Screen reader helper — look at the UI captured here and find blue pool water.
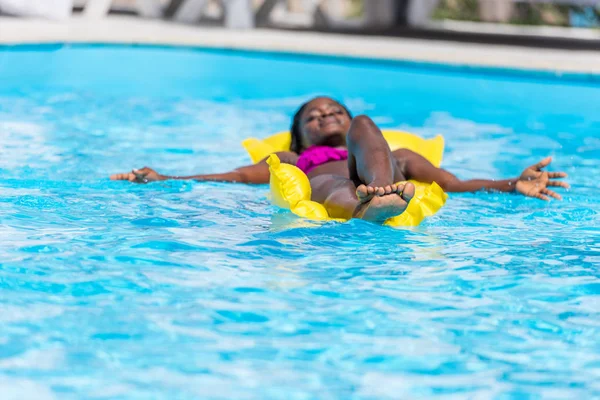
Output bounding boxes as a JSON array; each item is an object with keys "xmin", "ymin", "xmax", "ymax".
[{"xmin": 0, "ymin": 44, "xmax": 599, "ymax": 399}]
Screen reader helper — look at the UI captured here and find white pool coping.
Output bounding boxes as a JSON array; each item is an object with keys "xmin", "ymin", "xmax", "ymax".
[{"xmin": 1, "ymin": 15, "xmax": 599, "ymax": 76}]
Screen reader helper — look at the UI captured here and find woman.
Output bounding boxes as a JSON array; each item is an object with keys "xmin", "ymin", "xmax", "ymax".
[{"xmin": 111, "ymin": 97, "xmax": 569, "ymax": 223}]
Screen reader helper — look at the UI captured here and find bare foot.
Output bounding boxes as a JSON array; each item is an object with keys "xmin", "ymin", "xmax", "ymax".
[
  {"xmin": 354, "ymin": 182, "xmax": 415, "ymax": 223},
  {"xmin": 356, "ymin": 184, "xmax": 380, "ymax": 203},
  {"xmin": 356, "ymin": 183, "xmax": 399, "ymax": 203}
]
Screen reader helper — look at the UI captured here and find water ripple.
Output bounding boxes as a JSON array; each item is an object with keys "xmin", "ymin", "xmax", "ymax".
[{"xmin": 0, "ymin": 45, "xmax": 599, "ymax": 399}]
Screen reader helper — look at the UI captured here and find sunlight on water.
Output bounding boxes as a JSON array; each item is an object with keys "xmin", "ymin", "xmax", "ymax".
[{"xmin": 0, "ymin": 44, "xmax": 599, "ymax": 399}]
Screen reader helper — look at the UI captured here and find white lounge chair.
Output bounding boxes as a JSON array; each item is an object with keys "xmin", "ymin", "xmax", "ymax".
[
  {"xmin": 253, "ymin": 0, "xmax": 433, "ymax": 30},
  {"xmin": 171, "ymin": 0, "xmax": 251, "ymax": 27},
  {"xmin": 82, "ymin": 0, "xmax": 254, "ymax": 28},
  {"xmin": 224, "ymin": 0, "xmax": 254, "ymax": 29},
  {"xmin": 406, "ymin": 0, "xmax": 440, "ymax": 26},
  {"xmin": 82, "ymin": 0, "xmax": 163, "ymax": 18},
  {"xmin": 255, "ymin": 0, "xmax": 321, "ymax": 27},
  {"xmin": 76, "ymin": 0, "xmax": 437, "ymax": 30},
  {"xmin": 0, "ymin": 0, "xmax": 73, "ymax": 19},
  {"xmin": 255, "ymin": 0, "xmax": 400, "ymax": 29}
]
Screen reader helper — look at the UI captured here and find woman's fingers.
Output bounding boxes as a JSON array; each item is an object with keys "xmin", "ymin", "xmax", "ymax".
[
  {"xmin": 542, "ymin": 188, "xmax": 562, "ymax": 200},
  {"xmin": 531, "ymin": 157, "xmax": 552, "ymax": 171},
  {"xmin": 548, "ymin": 172, "xmax": 568, "ymax": 179},
  {"xmin": 533, "ymin": 192, "xmax": 550, "ymax": 201},
  {"xmin": 110, "ymin": 172, "xmax": 135, "ymax": 181},
  {"xmin": 548, "ymin": 180, "xmax": 570, "ymax": 189}
]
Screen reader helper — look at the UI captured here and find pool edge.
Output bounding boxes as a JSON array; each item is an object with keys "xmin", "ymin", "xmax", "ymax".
[{"xmin": 1, "ymin": 41, "xmax": 599, "ymax": 85}]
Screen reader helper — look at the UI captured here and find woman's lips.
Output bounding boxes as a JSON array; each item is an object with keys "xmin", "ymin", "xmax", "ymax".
[{"xmin": 321, "ymin": 117, "xmax": 340, "ymax": 128}]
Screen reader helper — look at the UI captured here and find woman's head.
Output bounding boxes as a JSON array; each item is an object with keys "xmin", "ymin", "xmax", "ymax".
[{"xmin": 290, "ymin": 97, "xmax": 353, "ymax": 154}]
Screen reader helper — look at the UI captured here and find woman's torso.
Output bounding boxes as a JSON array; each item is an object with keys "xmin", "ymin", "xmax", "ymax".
[
  {"xmin": 296, "ymin": 146, "xmax": 407, "ymax": 181},
  {"xmin": 306, "ymin": 160, "xmax": 349, "ymax": 179}
]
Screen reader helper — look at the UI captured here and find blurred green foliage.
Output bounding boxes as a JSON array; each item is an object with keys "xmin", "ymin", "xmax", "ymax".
[{"xmin": 432, "ymin": 0, "xmax": 599, "ymax": 27}]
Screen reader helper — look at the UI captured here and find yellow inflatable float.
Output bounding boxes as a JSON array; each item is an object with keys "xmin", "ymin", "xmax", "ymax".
[{"xmin": 242, "ymin": 130, "xmax": 448, "ymax": 227}]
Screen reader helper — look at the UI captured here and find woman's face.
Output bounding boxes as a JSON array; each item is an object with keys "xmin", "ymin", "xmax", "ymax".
[{"xmin": 299, "ymin": 97, "xmax": 352, "ymax": 148}]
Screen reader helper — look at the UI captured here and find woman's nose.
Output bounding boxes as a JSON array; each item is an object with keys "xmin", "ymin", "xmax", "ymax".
[{"xmin": 321, "ymin": 109, "xmax": 335, "ymax": 118}]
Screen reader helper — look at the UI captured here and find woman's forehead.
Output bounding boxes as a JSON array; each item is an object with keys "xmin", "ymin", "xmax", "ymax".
[{"xmin": 303, "ymin": 98, "xmax": 341, "ymax": 115}]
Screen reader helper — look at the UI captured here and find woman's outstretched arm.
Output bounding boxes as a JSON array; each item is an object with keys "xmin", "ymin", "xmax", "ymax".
[
  {"xmin": 395, "ymin": 149, "xmax": 569, "ymax": 201},
  {"xmin": 110, "ymin": 151, "xmax": 298, "ymax": 185}
]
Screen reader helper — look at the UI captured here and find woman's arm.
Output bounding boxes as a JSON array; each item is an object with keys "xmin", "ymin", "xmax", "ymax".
[
  {"xmin": 395, "ymin": 149, "xmax": 569, "ymax": 200},
  {"xmin": 110, "ymin": 151, "xmax": 299, "ymax": 185}
]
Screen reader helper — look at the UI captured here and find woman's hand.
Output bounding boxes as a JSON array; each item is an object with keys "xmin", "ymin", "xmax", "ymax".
[
  {"xmin": 110, "ymin": 167, "xmax": 167, "ymax": 183},
  {"xmin": 516, "ymin": 157, "xmax": 569, "ymax": 200}
]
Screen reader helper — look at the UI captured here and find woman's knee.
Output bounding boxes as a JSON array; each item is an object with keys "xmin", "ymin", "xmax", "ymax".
[
  {"xmin": 350, "ymin": 115, "xmax": 377, "ymax": 130},
  {"xmin": 347, "ymin": 115, "xmax": 382, "ymax": 144}
]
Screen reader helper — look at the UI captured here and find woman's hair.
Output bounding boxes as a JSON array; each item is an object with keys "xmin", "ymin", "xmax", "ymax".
[{"xmin": 290, "ymin": 98, "xmax": 352, "ymax": 154}]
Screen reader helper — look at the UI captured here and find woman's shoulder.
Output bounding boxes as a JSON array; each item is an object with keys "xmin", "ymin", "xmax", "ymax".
[{"xmin": 275, "ymin": 151, "xmax": 299, "ymax": 166}]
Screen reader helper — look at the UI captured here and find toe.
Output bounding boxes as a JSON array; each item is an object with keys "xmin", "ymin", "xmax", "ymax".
[
  {"xmin": 400, "ymin": 182, "xmax": 416, "ymax": 202},
  {"xmin": 356, "ymin": 184, "xmax": 369, "ymax": 200}
]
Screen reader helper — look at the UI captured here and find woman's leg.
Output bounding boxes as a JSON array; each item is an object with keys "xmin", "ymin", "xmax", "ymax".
[
  {"xmin": 310, "ymin": 174, "xmax": 361, "ymax": 220},
  {"xmin": 310, "ymin": 174, "xmax": 414, "ymax": 223},
  {"xmin": 346, "ymin": 116, "xmax": 416, "ymax": 220},
  {"xmin": 310, "ymin": 115, "xmax": 415, "ymax": 223},
  {"xmin": 346, "ymin": 115, "xmax": 406, "ymax": 197}
]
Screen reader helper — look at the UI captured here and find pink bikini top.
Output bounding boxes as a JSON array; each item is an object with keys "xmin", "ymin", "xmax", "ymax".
[{"xmin": 296, "ymin": 146, "xmax": 348, "ymax": 175}]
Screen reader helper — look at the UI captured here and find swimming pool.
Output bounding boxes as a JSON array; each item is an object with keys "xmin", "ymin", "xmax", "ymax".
[{"xmin": 0, "ymin": 43, "xmax": 599, "ymax": 399}]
